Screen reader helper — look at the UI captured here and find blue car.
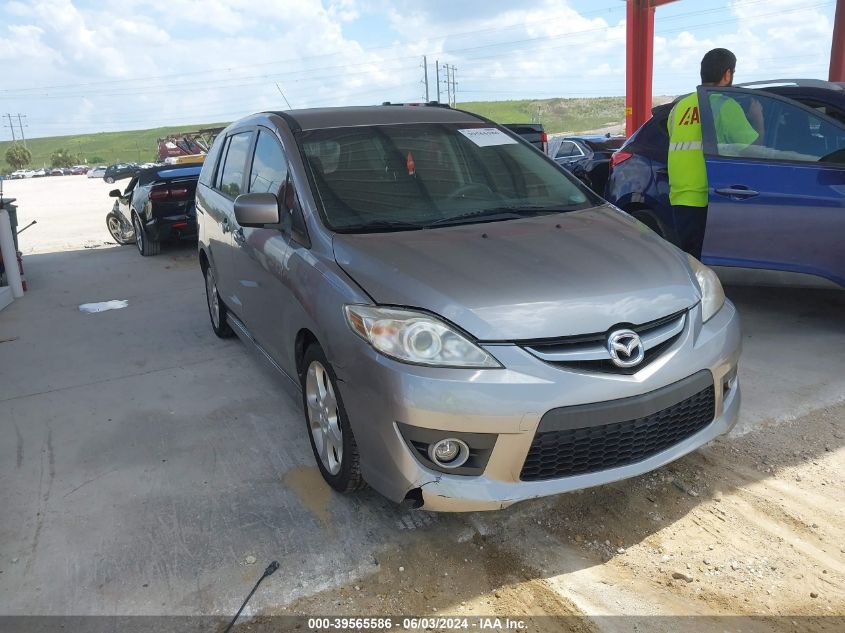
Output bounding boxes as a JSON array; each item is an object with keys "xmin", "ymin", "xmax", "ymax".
[{"xmin": 606, "ymin": 79, "xmax": 845, "ymax": 287}]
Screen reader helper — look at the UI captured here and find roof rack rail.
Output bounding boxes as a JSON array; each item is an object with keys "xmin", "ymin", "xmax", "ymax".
[
  {"xmin": 736, "ymin": 78, "xmax": 844, "ymax": 91},
  {"xmin": 380, "ymin": 101, "xmax": 452, "ymax": 108}
]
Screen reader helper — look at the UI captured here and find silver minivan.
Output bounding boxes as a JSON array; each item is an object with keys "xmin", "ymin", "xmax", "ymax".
[{"xmin": 196, "ymin": 104, "xmax": 741, "ymax": 512}]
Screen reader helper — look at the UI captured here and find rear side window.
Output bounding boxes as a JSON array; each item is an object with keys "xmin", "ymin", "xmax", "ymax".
[
  {"xmin": 217, "ymin": 132, "xmax": 253, "ymax": 197},
  {"xmin": 627, "ymin": 104, "xmax": 672, "ymax": 161},
  {"xmin": 249, "ymin": 130, "xmax": 288, "ymax": 194}
]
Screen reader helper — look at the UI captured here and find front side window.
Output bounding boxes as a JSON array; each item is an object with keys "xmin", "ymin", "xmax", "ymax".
[
  {"xmin": 706, "ymin": 90, "xmax": 845, "ymax": 164},
  {"xmin": 249, "ymin": 130, "xmax": 288, "ymax": 194},
  {"xmin": 302, "ymin": 123, "xmax": 594, "ymax": 233},
  {"xmin": 217, "ymin": 132, "xmax": 253, "ymax": 198}
]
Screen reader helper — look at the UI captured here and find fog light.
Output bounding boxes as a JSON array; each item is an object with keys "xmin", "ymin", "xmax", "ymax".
[
  {"xmin": 428, "ymin": 438, "xmax": 470, "ymax": 468},
  {"xmin": 723, "ymin": 366, "xmax": 738, "ymax": 394}
]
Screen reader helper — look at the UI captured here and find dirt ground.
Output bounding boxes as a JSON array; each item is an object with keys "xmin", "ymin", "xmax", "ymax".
[
  {"xmin": 270, "ymin": 401, "xmax": 843, "ymax": 629},
  {"xmin": 1, "ymin": 175, "xmax": 843, "ymax": 631}
]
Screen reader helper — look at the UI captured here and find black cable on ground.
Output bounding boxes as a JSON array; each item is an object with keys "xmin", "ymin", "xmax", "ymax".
[{"xmin": 221, "ymin": 560, "xmax": 280, "ymax": 633}]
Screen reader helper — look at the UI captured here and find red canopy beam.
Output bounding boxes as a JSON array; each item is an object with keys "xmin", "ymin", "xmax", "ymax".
[
  {"xmin": 830, "ymin": 0, "xmax": 845, "ymax": 81},
  {"xmin": 625, "ymin": 0, "xmax": 678, "ymax": 136}
]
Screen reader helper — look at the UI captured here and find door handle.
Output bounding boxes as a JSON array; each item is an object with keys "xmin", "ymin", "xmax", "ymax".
[
  {"xmin": 233, "ymin": 228, "xmax": 245, "ymax": 244},
  {"xmin": 221, "ymin": 217, "xmax": 230, "ymax": 234},
  {"xmin": 715, "ymin": 186, "xmax": 759, "ymax": 198}
]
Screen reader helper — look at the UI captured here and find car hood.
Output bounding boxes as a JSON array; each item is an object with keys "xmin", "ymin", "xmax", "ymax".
[{"xmin": 332, "ymin": 205, "xmax": 700, "ymax": 341}]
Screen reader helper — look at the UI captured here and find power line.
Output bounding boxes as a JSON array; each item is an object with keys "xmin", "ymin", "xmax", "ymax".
[
  {"xmin": 0, "ymin": 0, "xmax": 832, "ymax": 105},
  {"xmin": 2, "ymin": 0, "xmax": 825, "ymax": 101},
  {"xmin": 0, "ymin": 3, "xmax": 626, "ymax": 95},
  {"xmin": 4, "ymin": 0, "xmax": 834, "ymax": 135}
]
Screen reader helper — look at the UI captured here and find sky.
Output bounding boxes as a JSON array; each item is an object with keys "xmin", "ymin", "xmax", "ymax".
[{"xmin": 0, "ymin": 0, "xmax": 838, "ymax": 139}]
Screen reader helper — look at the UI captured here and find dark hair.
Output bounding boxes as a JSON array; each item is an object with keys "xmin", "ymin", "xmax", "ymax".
[{"xmin": 700, "ymin": 48, "xmax": 736, "ymax": 84}]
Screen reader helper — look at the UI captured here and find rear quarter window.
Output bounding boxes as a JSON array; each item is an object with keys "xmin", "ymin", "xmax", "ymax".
[
  {"xmin": 626, "ymin": 109, "xmax": 671, "ymax": 162},
  {"xmin": 198, "ymin": 136, "xmax": 225, "ymax": 188}
]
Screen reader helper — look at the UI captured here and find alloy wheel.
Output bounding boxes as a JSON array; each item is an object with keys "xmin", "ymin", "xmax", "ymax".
[
  {"xmin": 305, "ymin": 361, "xmax": 343, "ymax": 475},
  {"xmin": 205, "ymin": 267, "xmax": 220, "ymax": 329},
  {"xmin": 107, "ymin": 216, "xmax": 123, "ymax": 242}
]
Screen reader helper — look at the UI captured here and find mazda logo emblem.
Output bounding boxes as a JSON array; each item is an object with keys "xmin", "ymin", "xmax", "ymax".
[{"xmin": 607, "ymin": 329, "xmax": 645, "ymax": 368}]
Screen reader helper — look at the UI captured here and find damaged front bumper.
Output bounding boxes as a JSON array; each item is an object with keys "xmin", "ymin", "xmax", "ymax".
[{"xmin": 335, "ymin": 301, "xmax": 741, "ymax": 512}]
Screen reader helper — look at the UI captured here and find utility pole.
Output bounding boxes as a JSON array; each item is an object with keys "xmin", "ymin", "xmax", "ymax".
[
  {"xmin": 440, "ymin": 63, "xmax": 451, "ymax": 107},
  {"xmin": 441, "ymin": 64, "xmax": 457, "ymax": 107},
  {"xmin": 4, "ymin": 114, "xmax": 17, "ymax": 142},
  {"xmin": 422, "ymin": 56, "xmax": 429, "ymax": 102},
  {"xmin": 435, "ymin": 59, "xmax": 441, "ymax": 103},
  {"xmin": 16, "ymin": 114, "xmax": 27, "ymax": 148}
]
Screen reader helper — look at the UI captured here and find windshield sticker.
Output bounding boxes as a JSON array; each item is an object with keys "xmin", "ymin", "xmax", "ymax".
[{"xmin": 458, "ymin": 128, "xmax": 518, "ymax": 147}]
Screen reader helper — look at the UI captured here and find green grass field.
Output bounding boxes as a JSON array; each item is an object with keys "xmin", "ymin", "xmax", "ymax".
[
  {"xmin": 459, "ymin": 96, "xmax": 628, "ymax": 134},
  {"xmin": 1, "ymin": 96, "xmax": 674, "ymax": 174},
  {"xmin": 1, "ymin": 123, "xmax": 228, "ymax": 174}
]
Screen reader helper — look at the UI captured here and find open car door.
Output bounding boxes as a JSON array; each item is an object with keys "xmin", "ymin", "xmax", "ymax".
[{"xmin": 697, "ymin": 85, "xmax": 845, "ymax": 287}]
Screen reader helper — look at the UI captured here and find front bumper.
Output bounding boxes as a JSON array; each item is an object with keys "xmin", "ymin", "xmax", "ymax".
[{"xmin": 334, "ymin": 300, "xmax": 741, "ymax": 512}]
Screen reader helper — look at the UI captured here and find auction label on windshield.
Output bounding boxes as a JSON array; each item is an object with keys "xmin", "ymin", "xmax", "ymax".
[{"xmin": 458, "ymin": 128, "xmax": 518, "ymax": 147}]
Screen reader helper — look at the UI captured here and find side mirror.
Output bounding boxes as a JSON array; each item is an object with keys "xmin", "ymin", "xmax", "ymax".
[
  {"xmin": 109, "ymin": 189, "xmax": 121, "ymax": 197},
  {"xmin": 234, "ymin": 192, "xmax": 280, "ymax": 227}
]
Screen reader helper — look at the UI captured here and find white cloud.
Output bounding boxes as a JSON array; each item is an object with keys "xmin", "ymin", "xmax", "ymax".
[{"xmin": 0, "ymin": 0, "xmax": 837, "ymax": 139}]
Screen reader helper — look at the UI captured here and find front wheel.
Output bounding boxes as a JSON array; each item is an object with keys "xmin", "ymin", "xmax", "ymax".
[
  {"xmin": 104, "ymin": 176, "xmax": 115, "ymax": 184},
  {"xmin": 301, "ymin": 344, "xmax": 364, "ymax": 493},
  {"xmin": 106, "ymin": 212, "xmax": 135, "ymax": 245},
  {"xmin": 629, "ymin": 208, "xmax": 667, "ymax": 239}
]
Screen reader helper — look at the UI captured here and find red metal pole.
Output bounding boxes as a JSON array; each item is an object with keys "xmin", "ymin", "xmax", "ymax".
[
  {"xmin": 625, "ymin": 0, "xmax": 679, "ymax": 136},
  {"xmin": 830, "ymin": 0, "xmax": 845, "ymax": 81},
  {"xmin": 626, "ymin": 0, "xmax": 655, "ymax": 136}
]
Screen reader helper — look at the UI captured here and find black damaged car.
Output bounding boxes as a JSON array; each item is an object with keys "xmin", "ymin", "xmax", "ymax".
[
  {"xmin": 106, "ymin": 164, "xmax": 201, "ymax": 256},
  {"xmin": 103, "ymin": 162, "xmax": 140, "ymax": 184},
  {"xmin": 553, "ymin": 135, "xmax": 627, "ymax": 193}
]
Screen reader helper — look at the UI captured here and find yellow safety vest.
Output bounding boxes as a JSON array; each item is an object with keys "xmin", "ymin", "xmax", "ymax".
[{"xmin": 667, "ymin": 92, "xmax": 707, "ymax": 208}]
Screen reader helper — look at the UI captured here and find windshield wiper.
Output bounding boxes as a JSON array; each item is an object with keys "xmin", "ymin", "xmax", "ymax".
[
  {"xmin": 425, "ymin": 206, "xmax": 572, "ymax": 228},
  {"xmin": 337, "ymin": 219, "xmax": 425, "ymax": 233}
]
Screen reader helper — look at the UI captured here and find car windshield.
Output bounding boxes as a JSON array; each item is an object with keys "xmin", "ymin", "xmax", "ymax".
[{"xmin": 301, "ymin": 123, "xmax": 597, "ymax": 233}]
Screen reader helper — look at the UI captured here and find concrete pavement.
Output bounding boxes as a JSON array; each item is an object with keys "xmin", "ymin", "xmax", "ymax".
[{"xmin": 1, "ymin": 241, "xmax": 843, "ymax": 615}]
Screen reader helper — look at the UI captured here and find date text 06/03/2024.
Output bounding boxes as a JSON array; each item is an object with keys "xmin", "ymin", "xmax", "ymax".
[{"xmin": 306, "ymin": 617, "xmax": 527, "ymax": 630}]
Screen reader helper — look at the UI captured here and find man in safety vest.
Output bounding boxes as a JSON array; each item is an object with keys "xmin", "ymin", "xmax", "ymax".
[{"xmin": 667, "ymin": 48, "xmax": 764, "ymax": 259}]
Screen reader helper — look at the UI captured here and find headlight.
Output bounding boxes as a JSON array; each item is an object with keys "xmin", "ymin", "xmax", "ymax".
[
  {"xmin": 344, "ymin": 305, "xmax": 501, "ymax": 368},
  {"xmin": 687, "ymin": 255, "xmax": 725, "ymax": 322}
]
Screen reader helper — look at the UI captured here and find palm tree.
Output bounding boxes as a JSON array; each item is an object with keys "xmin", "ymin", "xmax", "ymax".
[{"xmin": 5, "ymin": 144, "xmax": 32, "ymax": 170}]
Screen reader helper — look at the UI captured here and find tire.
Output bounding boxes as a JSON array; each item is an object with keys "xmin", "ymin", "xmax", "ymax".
[
  {"xmin": 133, "ymin": 213, "xmax": 160, "ymax": 256},
  {"xmin": 301, "ymin": 344, "xmax": 364, "ymax": 493},
  {"xmin": 104, "ymin": 176, "xmax": 114, "ymax": 184},
  {"xmin": 204, "ymin": 264, "xmax": 234, "ymax": 338},
  {"xmin": 630, "ymin": 208, "xmax": 666, "ymax": 239},
  {"xmin": 106, "ymin": 212, "xmax": 134, "ymax": 245}
]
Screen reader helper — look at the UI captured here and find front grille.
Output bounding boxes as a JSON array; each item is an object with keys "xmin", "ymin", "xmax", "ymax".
[
  {"xmin": 520, "ymin": 383, "xmax": 715, "ymax": 481},
  {"xmin": 521, "ymin": 310, "xmax": 687, "ymax": 375}
]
